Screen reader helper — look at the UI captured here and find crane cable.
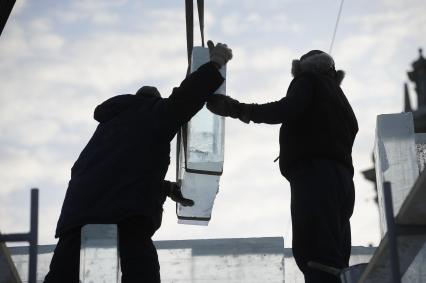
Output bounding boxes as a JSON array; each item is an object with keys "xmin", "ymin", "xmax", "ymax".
[{"xmin": 329, "ymin": 0, "xmax": 345, "ymax": 55}]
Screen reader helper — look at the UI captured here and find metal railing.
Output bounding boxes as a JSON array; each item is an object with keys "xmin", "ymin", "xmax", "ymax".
[{"xmin": 0, "ymin": 188, "xmax": 39, "ymax": 283}]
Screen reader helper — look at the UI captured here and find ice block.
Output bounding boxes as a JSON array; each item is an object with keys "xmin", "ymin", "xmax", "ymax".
[{"xmin": 176, "ymin": 47, "xmax": 226, "ymax": 224}]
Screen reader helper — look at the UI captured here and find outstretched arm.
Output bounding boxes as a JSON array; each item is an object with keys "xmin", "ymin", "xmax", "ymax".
[
  {"xmin": 163, "ymin": 41, "xmax": 232, "ymax": 135},
  {"xmin": 165, "ymin": 62, "xmax": 224, "ymax": 130},
  {"xmin": 207, "ymin": 75, "xmax": 315, "ymax": 125}
]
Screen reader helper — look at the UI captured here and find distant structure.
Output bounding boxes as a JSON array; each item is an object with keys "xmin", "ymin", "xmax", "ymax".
[
  {"xmin": 406, "ymin": 48, "xmax": 426, "ymax": 131},
  {"xmin": 362, "ymin": 48, "xmax": 426, "ymax": 200}
]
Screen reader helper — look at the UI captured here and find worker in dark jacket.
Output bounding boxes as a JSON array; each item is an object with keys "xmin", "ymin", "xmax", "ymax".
[
  {"xmin": 44, "ymin": 41, "xmax": 233, "ymax": 283},
  {"xmin": 207, "ymin": 50, "xmax": 358, "ymax": 283}
]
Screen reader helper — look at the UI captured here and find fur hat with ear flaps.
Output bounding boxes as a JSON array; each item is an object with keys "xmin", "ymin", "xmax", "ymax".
[{"xmin": 291, "ymin": 50, "xmax": 345, "ymax": 85}]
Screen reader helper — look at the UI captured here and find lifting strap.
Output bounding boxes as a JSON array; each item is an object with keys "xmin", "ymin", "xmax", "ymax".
[
  {"xmin": 197, "ymin": 0, "xmax": 205, "ymax": 47},
  {"xmin": 183, "ymin": 0, "xmax": 205, "ymax": 76},
  {"xmin": 185, "ymin": 0, "xmax": 194, "ymax": 76}
]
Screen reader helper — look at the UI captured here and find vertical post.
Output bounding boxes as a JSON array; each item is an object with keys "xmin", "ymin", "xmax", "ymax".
[
  {"xmin": 29, "ymin": 188, "xmax": 38, "ymax": 283},
  {"xmin": 383, "ymin": 182, "xmax": 401, "ymax": 283}
]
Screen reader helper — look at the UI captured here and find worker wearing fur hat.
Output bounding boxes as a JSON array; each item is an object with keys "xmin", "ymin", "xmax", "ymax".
[
  {"xmin": 44, "ymin": 41, "xmax": 232, "ymax": 283},
  {"xmin": 207, "ymin": 50, "xmax": 358, "ymax": 283}
]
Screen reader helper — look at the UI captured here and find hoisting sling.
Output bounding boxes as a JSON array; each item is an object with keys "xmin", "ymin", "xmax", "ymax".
[{"xmin": 176, "ymin": 0, "xmax": 226, "ymax": 225}]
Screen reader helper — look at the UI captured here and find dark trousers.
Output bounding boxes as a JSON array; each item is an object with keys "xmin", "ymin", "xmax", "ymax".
[
  {"xmin": 287, "ymin": 159, "xmax": 355, "ymax": 283},
  {"xmin": 44, "ymin": 216, "xmax": 160, "ymax": 283}
]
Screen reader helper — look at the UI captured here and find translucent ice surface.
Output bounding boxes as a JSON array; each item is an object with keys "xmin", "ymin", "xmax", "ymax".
[
  {"xmin": 186, "ymin": 47, "xmax": 225, "ymax": 173},
  {"xmin": 80, "ymin": 225, "xmax": 119, "ymax": 283},
  {"xmin": 176, "ymin": 47, "xmax": 226, "ymax": 222},
  {"xmin": 177, "ymin": 172, "xmax": 220, "ymax": 221}
]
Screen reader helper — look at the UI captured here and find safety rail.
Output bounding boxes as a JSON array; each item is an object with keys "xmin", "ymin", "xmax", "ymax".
[{"xmin": 0, "ymin": 188, "xmax": 39, "ymax": 283}]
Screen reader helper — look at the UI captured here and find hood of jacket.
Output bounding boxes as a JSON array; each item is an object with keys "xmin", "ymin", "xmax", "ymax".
[{"xmin": 93, "ymin": 94, "xmax": 145, "ymax": 123}]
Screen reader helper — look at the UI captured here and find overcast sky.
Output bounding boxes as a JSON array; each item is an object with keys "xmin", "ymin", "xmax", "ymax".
[{"xmin": 1, "ymin": 0, "xmax": 425, "ymax": 247}]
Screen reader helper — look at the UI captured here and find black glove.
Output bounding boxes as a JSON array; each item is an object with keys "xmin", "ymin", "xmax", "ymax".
[
  {"xmin": 207, "ymin": 94, "xmax": 252, "ymax": 124},
  {"xmin": 164, "ymin": 181, "xmax": 194, "ymax": 207}
]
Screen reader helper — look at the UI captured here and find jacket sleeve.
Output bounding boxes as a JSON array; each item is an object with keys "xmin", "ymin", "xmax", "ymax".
[
  {"xmin": 163, "ymin": 62, "xmax": 224, "ymax": 135},
  {"xmin": 249, "ymin": 75, "xmax": 315, "ymax": 124},
  {"xmin": 162, "ymin": 180, "xmax": 172, "ymax": 196}
]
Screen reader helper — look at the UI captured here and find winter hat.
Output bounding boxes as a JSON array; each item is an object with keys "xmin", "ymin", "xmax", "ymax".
[
  {"xmin": 300, "ymin": 50, "xmax": 332, "ymax": 63},
  {"xmin": 292, "ymin": 50, "xmax": 345, "ymax": 85},
  {"xmin": 136, "ymin": 86, "xmax": 161, "ymax": 98}
]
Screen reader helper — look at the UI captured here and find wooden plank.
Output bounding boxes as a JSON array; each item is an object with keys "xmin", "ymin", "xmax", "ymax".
[
  {"xmin": 401, "ymin": 248, "xmax": 426, "ymax": 283},
  {"xmin": 397, "ymin": 169, "xmax": 426, "ymax": 225},
  {"xmin": 357, "ymin": 234, "xmax": 426, "ymax": 283},
  {"xmin": 0, "ymin": 240, "xmax": 22, "ymax": 283}
]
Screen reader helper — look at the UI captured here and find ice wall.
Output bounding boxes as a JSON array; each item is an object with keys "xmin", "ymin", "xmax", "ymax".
[
  {"xmin": 415, "ymin": 133, "xmax": 426, "ymax": 172},
  {"xmin": 8, "ymin": 238, "xmax": 376, "ymax": 283}
]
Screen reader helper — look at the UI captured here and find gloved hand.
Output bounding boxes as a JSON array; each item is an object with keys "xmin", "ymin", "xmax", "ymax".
[
  {"xmin": 207, "ymin": 40, "xmax": 233, "ymax": 68},
  {"xmin": 207, "ymin": 94, "xmax": 252, "ymax": 123},
  {"xmin": 165, "ymin": 181, "xmax": 194, "ymax": 207}
]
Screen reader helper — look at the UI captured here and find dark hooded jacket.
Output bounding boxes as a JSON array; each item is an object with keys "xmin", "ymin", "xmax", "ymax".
[
  {"xmin": 249, "ymin": 71, "xmax": 358, "ymax": 178},
  {"xmin": 55, "ymin": 62, "xmax": 224, "ymax": 237}
]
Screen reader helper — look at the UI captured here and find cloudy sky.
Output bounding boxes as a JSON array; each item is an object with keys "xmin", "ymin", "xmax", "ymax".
[{"xmin": 1, "ymin": 0, "xmax": 425, "ymax": 247}]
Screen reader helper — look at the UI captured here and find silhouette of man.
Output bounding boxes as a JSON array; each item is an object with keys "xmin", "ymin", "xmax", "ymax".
[
  {"xmin": 207, "ymin": 50, "xmax": 358, "ymax": 283},
  {"xmin": 44, "ymin": 41, "xmax": 232, "ymax": 283}
]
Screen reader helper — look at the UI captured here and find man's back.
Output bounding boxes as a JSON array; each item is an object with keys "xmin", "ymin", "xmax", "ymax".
[
  {"xmin": 56, "ymin": 94, "xmax": 170, "ymax": 237},
  {"xmin": 279, "ymin": 72, "xmax": 358, "ymax": 177}
]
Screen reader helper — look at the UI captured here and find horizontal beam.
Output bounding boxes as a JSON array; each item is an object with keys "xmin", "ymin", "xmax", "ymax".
[
  {"xmin": 0, "ymin": 233, "xmax": 31, "ymax": 243},
  {"xmin": 396, "ymin": 169, "xmax": 426, "ymax": 225}
]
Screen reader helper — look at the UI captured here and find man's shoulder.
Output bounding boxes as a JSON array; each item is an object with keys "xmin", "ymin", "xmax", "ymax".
[
  {"xmin": 290, "ymin": 72, "xmax": 319, "ymax": 85},
  {"xmin": 288, "ymin": 72, "xmax": 318, "ymax": 92}
]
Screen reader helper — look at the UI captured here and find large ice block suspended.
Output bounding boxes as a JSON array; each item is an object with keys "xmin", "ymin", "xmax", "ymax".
[{"xmin": 177, "ymin": 47, "xmax": 226, "ymax": 225}]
